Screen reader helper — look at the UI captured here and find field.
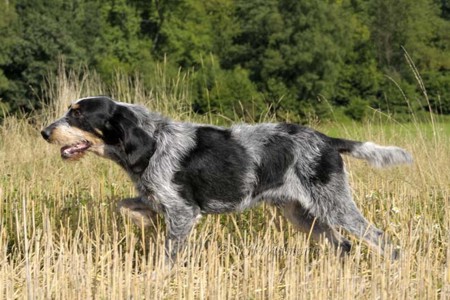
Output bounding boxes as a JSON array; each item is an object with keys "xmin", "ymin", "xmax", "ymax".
[{"xmin": 0, "ymin": 70, "xmax": 449, "ymax": 299}]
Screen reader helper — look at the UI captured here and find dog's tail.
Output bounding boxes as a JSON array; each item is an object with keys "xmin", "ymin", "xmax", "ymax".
[{"xmin": 329, "ymin": 137, "xmax": 413, "ymax": 168}]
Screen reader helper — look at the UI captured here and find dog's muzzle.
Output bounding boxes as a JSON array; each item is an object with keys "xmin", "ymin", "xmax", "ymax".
[{"xmin": 41, "ymin": 126, "xmax": 53, "ymax": 141}]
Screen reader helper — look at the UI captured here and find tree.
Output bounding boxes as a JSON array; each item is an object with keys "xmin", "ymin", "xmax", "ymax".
[
  {"xmin": 3, "ymin": 0, "xmax": 90, "ymax": 111},
  {"xmin": 0, "ymin": 0, "xmax": 448, "ymax": 118},
  {"xmin": 192, "ymin": 56, "xmax": 263, "ymax": 121},
  {"xmin": 369, "ymin": 0, "xmax": 450, "ymax": 115},
  {"xmin": 225, "ymin": 0, "xmax": 356, "ymax": 120},
  {"xmin": 93, "ymin": 0, "xmax": 155, "ymax": 81},
  {"xmin": 0, "ymin": 0, "xmax": 19, "ymax": 113}
]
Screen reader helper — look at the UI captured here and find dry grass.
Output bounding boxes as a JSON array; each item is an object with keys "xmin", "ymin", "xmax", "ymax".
[{"xmin": 0, "ymin": 69, "xmax": 449, "ymax": 299}]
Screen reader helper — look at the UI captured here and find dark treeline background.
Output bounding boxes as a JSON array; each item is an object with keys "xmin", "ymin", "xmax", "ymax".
[{"xmin": 0, "ymin": 0, "xmax": 449, "ymax": 121}]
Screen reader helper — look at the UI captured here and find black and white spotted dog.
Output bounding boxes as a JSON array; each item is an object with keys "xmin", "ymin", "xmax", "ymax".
[{"xmin": 41, "ymin": 96, "xmax": 412, "ymax": 262}]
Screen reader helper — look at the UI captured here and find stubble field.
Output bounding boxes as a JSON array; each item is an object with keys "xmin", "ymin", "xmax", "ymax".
[{"xmin": 0, "ymin": 70, "xmax": 449, "ymax": 299}]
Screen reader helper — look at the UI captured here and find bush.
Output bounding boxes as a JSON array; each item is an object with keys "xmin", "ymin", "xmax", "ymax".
[{"xmin": 345, "ymin": 97, "xmax": 369, "ymax": 121}]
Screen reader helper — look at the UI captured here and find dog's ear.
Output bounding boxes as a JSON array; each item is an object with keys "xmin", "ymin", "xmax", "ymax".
[
  {"xmin": 122, "ymin": 126, "xmax": 155, "ymax": 174},
  {"xmin": 106, "ymin": 105, "xmax": 156, "ymax": 174}
]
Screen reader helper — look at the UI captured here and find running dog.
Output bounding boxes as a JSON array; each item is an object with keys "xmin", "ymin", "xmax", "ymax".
[{"xmin": 41, "ymin": 96, "xmax": 412, "ymax": 262}]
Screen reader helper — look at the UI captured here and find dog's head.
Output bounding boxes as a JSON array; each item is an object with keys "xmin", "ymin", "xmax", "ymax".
[{"xmin": 41, "ymin": 96, "xmax": 156, "ymax": 174}]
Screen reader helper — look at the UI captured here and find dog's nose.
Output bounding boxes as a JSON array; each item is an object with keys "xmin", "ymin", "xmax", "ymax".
[{"xmin": 41, "ymin": 127, "xmax": 52, "ymax": 141}]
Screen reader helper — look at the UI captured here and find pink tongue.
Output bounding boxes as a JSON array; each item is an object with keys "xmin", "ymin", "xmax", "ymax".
[{"xmin": 61, "ymin": 143, "xmax": 90, "ymax": 158}]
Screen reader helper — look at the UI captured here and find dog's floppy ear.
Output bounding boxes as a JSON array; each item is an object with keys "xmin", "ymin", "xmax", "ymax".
[
  {"xmin": 107, "ymin": 105, "xmax": 156, "ymax": 174},
  {"xmin": 122, "ymin": 126, "xmax": 155, "ymax": 174}
]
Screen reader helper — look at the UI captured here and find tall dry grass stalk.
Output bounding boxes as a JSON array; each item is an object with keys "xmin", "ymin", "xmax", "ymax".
[{"xmin": 0, "ymin": 65, "xmax": 449, "ymax": 299}]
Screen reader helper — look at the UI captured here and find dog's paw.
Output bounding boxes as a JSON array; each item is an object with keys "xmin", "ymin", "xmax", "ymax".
[{"xmin": 117, "ymin": 198, "xmax": 158, "ymax": 228}]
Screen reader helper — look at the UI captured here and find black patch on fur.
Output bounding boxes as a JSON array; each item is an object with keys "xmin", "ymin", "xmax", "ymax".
[
  {"xmin": 253, "ymin": 134, "xmax": 295, "ymax": 196},
  {"xmin": 311, "ymin": 143, "xmax": 343, "ymax": 184},
  {"xmin": 284, "ymin": 127, "xmax": 345, "ymax": 186},
  {"xmin": 108, "ymin": 105, "xmax": 156, "ymax": 174},
  {"xmin": 328, "ymin": 137, "xmax": 361, "ymax": 154},
  {"xmin": 277, "ymin": 122, "xmax": 304, "ymax": 135},
  {"xmin": 339, "ymin": 239, "xmax": 352, "ymax": 253},
  {"xmin": 121, "ymin": 126, "xmax": 155, "ymax": 174},
  {"xmin": 67, "ymin": 97, "xmax": 156, "ymax": 174},
  {"xmin": 174, "ymin": 126, "xmax": 250, "ymax": 213},
  {"xmin": 66, "ymin": 97, "xmax": 116, "ymax": 138}
]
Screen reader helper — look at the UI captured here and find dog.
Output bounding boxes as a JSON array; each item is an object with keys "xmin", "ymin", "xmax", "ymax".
[{"xmin": 41, "ymin": 96, "xmax": 412, "ymax": 263}]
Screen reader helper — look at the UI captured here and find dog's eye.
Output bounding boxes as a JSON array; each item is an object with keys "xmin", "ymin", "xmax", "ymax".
[{"xmin": 72, "ymin": 109, "xmax": 82, "ymax": 118}]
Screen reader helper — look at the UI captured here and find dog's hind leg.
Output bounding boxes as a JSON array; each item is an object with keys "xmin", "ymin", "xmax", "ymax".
[
  {"xmin": 330, "ymin": 201, "xmax": 399, "ymax": 259},
  {"xmin": 280, "ymin": 201, "xmax": 352, "ymax": 255},
  {"xmin": 321, "ymin": 186, "xmax": 399, "ymax": 260}
]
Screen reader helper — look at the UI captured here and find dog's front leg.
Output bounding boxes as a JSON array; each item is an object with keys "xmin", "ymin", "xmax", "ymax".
[
  {"xmin": 117, "ymin": 197, "xmax": 159, "ymax": 228},
  {"xmin": 163, "ymin": 203, "xmax": 201, "ymax": 265}
]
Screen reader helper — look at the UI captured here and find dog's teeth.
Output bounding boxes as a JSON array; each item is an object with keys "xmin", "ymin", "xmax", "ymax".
[{"xmin": 60, "ymin": 142, "xmax": 91, "ymax": 159}]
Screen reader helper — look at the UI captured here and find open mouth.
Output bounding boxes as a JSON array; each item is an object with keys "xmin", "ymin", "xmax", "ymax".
[{"xmin": 60, "ymin": 141, "xmax": 92, "ymax": 160}]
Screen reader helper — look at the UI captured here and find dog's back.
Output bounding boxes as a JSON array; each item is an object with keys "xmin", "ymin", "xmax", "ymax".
[{"xmin": 42, "ymin": 97, "xmax": 411, "ymax": 263}]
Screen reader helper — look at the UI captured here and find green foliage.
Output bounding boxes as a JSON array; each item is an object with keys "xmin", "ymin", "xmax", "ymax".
[
  {"xmin": 3, "ymin": 0, "xmax": 91, "ymax": 112},
  {"xmin": 192, "ymin": 56, "xmax": 264, "ymax": 121},
  {"xmin": 369, "ymin": 0, "xmax": 450, "ymax": 115},
  {"xmin": 0, "ymin": 0, "xmax": 448, "ymax": 121},
  {"xmin": 344, "ymin": 97, "xmax": 369, "ymax": 121},
  {"xmin": 223, "ymin": 0, "xmax": 356, "ymax": 119},
  {"xmin": 422, "ymin": 70, "xmax": 450, "ymax": 114},
  {"xmin": 94, "ymin": 0, "xmax": 155, "ymax": 80},
  {"xmin": 156, "ymin": 0, "xmax": 214, "ymax": 67},
  {"xmin": 0, "ymin": 1, "xmax": 18, "ymax": 113}
]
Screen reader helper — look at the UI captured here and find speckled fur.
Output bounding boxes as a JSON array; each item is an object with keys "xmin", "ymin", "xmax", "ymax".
[{"xmin": 42, "ymin": 97, "xmax": 412, "ymax": 263}]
